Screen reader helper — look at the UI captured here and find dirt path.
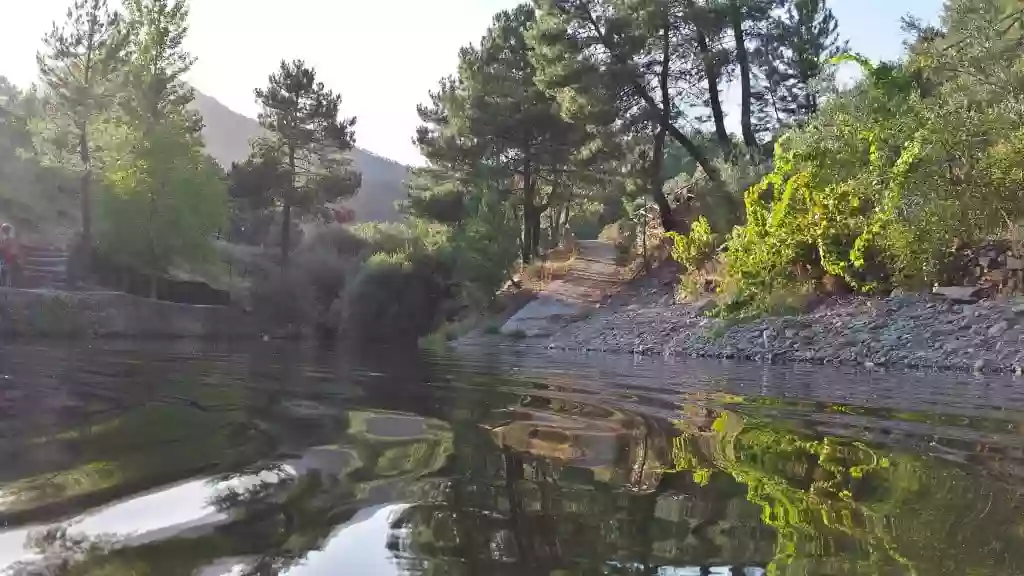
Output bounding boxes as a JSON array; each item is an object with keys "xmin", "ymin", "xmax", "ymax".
[
  {"xmin": 540, "ymin": 240, "xmax": 625, "ymax": 304},
  {"xmin": 500, "ymin": 240, "xmax": 628, "ymax": 336}
]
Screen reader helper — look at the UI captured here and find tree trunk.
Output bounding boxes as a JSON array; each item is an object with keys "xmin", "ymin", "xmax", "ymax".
[
  {"xmin": 703, "ymin": 47, "xmax": 730, "ymax": 152},
  {"xmin": 731, "ymin": 2, "xmax": 758, "ymax": 150},
  {"xmin": 77, "ymin": 129, "xmax": 93, "ymax": 277},
  {"xmin": 577, "ymin": 2, "xmax": 722, "ymax": 184},
  {"xmin": 530, "ymin": 210, "xmax": 542, "ymax": 258},
  {"xmin": 521, "ymin": 207, "xmax": 532, "ymax": 264},
  {"xmin": 549, "ymin": 208, "xmax": 559, "ymax": 247},
  {"xmin": 689, "ymin": 2, "xmax": 730, "ymax": 151},
  {"xmin": 281, "ymin": 201, "xmax": 292, "ymax": 267},
  {"xmin": 561, "ymin": 199, "xmax": 572, "ymax": 244},
  {"xmin": 521, "ymin": 158, "xmax": 535, "ymax": 264},
  {"xmin": 654, "ymin": 24, "xmax": 677, "ymax": 233},
  {"xmin": 282, "ymin": 145, "xmax": 296, "ymax": 267}
]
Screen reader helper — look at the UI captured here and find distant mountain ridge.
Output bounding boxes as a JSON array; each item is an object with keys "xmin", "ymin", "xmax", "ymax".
[{"xmin": 190, "ymin": 90, "xmax": 410, "ymax": 223}]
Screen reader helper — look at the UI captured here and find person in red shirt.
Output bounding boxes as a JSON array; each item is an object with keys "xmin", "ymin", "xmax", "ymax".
[{"xmin": 0, "ymin": 223, "xmax": 18, "ymax": 287}]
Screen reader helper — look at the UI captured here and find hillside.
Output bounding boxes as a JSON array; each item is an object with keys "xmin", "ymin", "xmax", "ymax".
[{"xmin": 191, "ymin": 90, "xmax": 410, "ymax": 223}]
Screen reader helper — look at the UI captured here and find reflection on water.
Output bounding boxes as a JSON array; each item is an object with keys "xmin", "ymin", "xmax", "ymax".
[{"xmin": 0, "ymin": 341, "xmax": 1023, "ymax": 574}]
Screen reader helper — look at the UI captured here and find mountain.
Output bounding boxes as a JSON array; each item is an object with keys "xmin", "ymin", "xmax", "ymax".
[{"xmin": 191, "ymin": 90, "xmax": 411, "ymax": 223}]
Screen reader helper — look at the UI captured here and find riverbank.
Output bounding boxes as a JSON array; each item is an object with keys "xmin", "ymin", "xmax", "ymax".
[
  {"xmin": 544, "ymin": 276, "xmax": 1024, "ymax": 374},
  {"xmin": 0, "ymin": 288, "xmax": 255, "ymax": 338},
  {"xmin": 470, "ymin": 241, "xmax": 1024, "ymax": 374}
]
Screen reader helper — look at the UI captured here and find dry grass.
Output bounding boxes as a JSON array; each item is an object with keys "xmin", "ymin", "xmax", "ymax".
[{"xmin": 520, "ymin": 244, "xmax": 578, "ymax": 291}]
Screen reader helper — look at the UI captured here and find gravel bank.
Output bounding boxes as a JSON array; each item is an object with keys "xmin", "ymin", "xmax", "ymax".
[{"xmin": 546, "ymin": 291, "xmax": 1024, "ymax": 374}]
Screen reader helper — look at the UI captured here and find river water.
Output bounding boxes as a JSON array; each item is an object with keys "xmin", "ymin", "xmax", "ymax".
[{"xmin": 1, "ymin": 340, "xmax": 1023, "ymax": 575}]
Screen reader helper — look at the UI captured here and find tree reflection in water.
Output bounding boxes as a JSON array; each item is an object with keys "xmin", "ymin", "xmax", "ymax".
[{"xmin": 2, "ymin": 344, "xmax": 1024, "ymax": 575}]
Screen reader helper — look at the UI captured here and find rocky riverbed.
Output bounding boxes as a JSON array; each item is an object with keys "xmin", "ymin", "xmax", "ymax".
[{"xmin": 546, "ymin": 286, "xmax": 1024, "ymax": 374}]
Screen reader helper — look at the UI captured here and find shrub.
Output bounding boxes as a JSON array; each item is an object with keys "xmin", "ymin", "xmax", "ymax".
[
  {"xmin": 665, "ymin": 216, "xmax": 717, "ymax": 272},
  {"xmin": 341, "ymin": 249, "xmax": 452, "ymax": 343},
  {"xmin": 721, "ymin": 44, "xmax": 1024, "ymax": 310}
]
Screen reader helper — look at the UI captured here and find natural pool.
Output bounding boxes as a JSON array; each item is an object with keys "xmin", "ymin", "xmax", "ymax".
[{"xmin": 0, "ymin": 340, "xmax": 1022, "ymax": 575}]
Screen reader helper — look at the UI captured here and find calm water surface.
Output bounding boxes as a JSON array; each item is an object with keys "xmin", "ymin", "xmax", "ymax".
[{"xmin": 1, "ymin": 340, "xmax": 1024, "ymax": 575}]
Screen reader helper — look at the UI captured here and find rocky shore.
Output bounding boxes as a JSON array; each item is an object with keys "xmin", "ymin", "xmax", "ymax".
[{"xmin": 545, "ymin": 284, "xmax": 1024, "ymax": 374}]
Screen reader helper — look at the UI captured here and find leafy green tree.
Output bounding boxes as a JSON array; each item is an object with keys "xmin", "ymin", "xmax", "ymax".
[
  {"xmin": 120, "ymin": 0, "xmax": 201, "ymax": 134},
  {"xmin": 95, "ymin": 0, "xmax": 227, "ymax": 284},
  {"xmin": 254, "ymin": 59, "xmax": 360, "ymax": 267},
  {"xmin": 224, "ymin": 139, "xmax": 292, "ymax": 245},
  {"xmin": 37, "ymin": 0, "xmax": 126, "ymax": 264}
]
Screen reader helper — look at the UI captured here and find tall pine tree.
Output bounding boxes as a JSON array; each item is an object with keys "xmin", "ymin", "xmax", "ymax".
[
  {"xmin": 255, "ymin": 59, "xmax": 360, "ymax": 267},
  {"xmin": 37, "ymin": 0, "xmax": 125, "ymax": 271},
  {"xmin": 757, "ymin": 0, "xmax": 844, "ymax": 128}
]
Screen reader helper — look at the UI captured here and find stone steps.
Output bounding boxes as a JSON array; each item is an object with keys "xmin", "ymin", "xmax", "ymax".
[{"xmin": 16, "ymin": 245, "xmax": 69, "ymax": 290}]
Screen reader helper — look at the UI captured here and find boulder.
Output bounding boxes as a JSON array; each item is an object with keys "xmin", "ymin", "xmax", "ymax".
[
  {"xmin": 933, "ymin": 285, "xmax": 984, "ymax": 303},
  {"xmin": 500, "ymin": 294, "xmax": 586, "ymax": 337}
]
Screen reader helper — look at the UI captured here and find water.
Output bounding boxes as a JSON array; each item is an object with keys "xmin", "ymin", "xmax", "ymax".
[{"xmin": 1, "ymin": 341, "xmax": 1024, "ymax": 575}]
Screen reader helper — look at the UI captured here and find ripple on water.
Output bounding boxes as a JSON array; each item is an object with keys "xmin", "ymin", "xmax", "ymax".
[{"xmin": 0, "ymin": 340, "xmax": 1021, "ymax": 575}]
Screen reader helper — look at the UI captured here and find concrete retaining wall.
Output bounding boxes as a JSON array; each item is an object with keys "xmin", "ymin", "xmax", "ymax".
[{"xmin": 0, "ymin": 289, "xmax": 256, "ymax": 338}]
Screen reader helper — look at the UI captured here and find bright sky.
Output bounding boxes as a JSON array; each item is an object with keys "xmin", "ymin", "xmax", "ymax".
[{"xmin": 0, "ymin": 0, "xmax": 945, "ymax": 166}]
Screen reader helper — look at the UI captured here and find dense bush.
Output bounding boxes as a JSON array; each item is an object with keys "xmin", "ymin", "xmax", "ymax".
[
  {"xmin": 248, "ymin": 212, "xmax": 518, "ymax": 342},
  {"xmin": 341, "ymin": 249, "xmax": 453, "ymax": 344},
  {"xmin": 719, "ymin": 2, "xmax": 1024, "ymax": 309}
]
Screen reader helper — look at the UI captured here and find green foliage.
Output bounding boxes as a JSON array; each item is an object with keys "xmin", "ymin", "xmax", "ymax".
[
  {"xmin": 666, "ymin": 216, "xmax": 716, "ymax": 272},
  {"xmin": 755, "ymin": 0, "xmax": 846, "ymax": 131},
  {"xmin": 254, "ymin": 59, "xmax": 361, "ymax": 264},
  {"xmin": 670, "ymin": 404, "xmax": 1024, "ymax": 575},
  {"xmin": 341, "ymin": 230, "xmax": 453, "ymax": 344},
  {"xmin": 449, "ymin": 194, "xmax": 520, "ymax": 308},
  {"xmin": 97, "ymin": 124, "xmax": 228, "ymax": 273},
  {"xmin": 92, "ymin": 0, "xmax": 227, "ymax": 276},
  {"xmin": 36, "ymin": 0, "xmax": 127, "ymax": 250},
  {"xmin": 721, "ymin": 2, "xmax": 1024, "ymax": 310}
]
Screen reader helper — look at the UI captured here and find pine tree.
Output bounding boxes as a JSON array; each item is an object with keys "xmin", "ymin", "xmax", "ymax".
[
  {"xmin": 725, "ymin": 0, "xmax": 778, "ymax": 150},
  {"xmin": 530, "ymin": 0, "xmax": 723, "ymax": 231},
  {"xmin": 255, "ymin": 59, "xmax": 360, "ymax": 266},
  {"xmin": 682, "ymin": 0, "xmax": 732, "ymax": 153},
  {"xmin": 37, "ymin": 0, "xmax": 126, "ymax": 269},
  {"xmin": 414, "ymin": 5, "xmax": 599, "ymax": 260},
  {"xmin": 760, "ymin": 0, "xmax": 845, "ymax": 126}
]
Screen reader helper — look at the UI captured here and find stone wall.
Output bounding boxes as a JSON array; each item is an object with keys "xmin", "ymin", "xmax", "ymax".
[{"xmin": 0, "ymin": 289, "xmax": 257, "ymax": 339}]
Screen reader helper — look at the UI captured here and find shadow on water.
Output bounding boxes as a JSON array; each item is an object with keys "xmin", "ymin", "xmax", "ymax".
[{"xmin": 0, "ymin": 340, "xmax": 1024, "ymax": 574}]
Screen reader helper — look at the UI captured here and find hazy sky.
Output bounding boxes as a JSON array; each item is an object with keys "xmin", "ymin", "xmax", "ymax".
[{"xmin": 0, "ymin": 0, "xmax": 945, "ymax": 166}]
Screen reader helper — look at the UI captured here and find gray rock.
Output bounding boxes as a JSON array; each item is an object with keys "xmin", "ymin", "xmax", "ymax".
[
  {"xmin": 988, "ymin": 321, "xmax": 1010, "ymax": 337},
  {"xmin": 933, "ymin": 285, "xmax": 983, "ymax": 303}
]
